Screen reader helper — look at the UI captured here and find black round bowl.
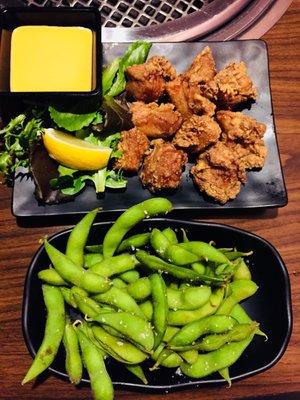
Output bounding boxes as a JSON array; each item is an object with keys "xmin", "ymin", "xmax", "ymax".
[{"xmin": 22, "ymin": 219, "xmax": 292, "ymax": 392}]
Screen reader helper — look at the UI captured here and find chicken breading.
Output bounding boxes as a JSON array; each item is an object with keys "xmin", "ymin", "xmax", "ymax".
[
  {"xmin": 191, "ymin": 156, "xmax": 246, "ymax": 204},
  {"xmin": 221, "ymin": 139, "xmax": 267, "ymax": 170},
  {"xmin": 216, "ymin": 110, "xmax": 266, "ymax": 143},
  {"xmin": 114, "ymin": 128, "xmax": 150, "ymax": 173},
  {"xmin": 125, "ymin": 56, "xmax": 177, "ymax": 103},
  {"xmin": 166, "ymin": 76, "xmax": 216, "ymax": 120},
  {"xmin": 140, "ymin": 139, "xmax": 188, "ymax": 192},
  {"xmin": 130, "ymin": 102, "xmax": 182, "ymax": 139},
  {"xmin": 214, "ymin": 62, "xmax": 257, "ymax": 107},
  {"xmin": 173, "ymin": 115, "xmax": 221, "ymax": 153}
]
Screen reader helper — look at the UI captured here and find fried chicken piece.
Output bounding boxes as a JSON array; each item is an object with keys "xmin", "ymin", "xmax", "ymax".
[
  {"xmin": 114, "ymin": 128, "xmax": 149, "ymax": 173},
  {"xmin": 185, "ymin": 46, "xmax": 216, "ymax": 84},
  {"xmin": 166, "ymin": 76, "xmax": 216, "ymax": 120},
  {"xmin": 125, "ymin": 56, "xmax": 177, "ymax": 103},
  {"xmin": 173, "ymin": 115, "xmax": 221, "ymax": 153},
  {"xmin": 214, "ymin": 62, "xmax": 257, "ymax": 107},
  {"xmin": 223, "ymin": 139, "xmax": 267, "ymax": 170},
  {"xmin": 216, "ymin": 110, "xmax": 266, "ymax": 143},
  {"xmin": 191, "ymin": 156, "xmax": 246, "ymax": 204},
  {"xmin": 184, "ymin": 46, "xmax": 218, "ymax": 100},
  {"xmin": 131, "ymin": 102, "xmax": 182, "ymax": 139},
  {"xmin": 140, "ymin": 139, "xmax": 188, "ymax": 192}
]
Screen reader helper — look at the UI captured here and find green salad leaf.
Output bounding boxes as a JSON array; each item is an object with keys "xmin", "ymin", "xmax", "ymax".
[
  {"xmin": 0, "ymin": 114, "xmax": 43, "ymax": 179},
  {"xmin": 104, "ymin": 41, "xmax": 152, "ymax": 97},
  {"xmin": 49, "ymin": 106, "xmax": 102, "ymax": 132}
]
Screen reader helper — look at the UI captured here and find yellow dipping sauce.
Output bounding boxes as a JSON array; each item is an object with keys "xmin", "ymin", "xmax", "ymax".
[{"xmin": 10, "ymin": 25, "xmax": 93, "ymax": 92}]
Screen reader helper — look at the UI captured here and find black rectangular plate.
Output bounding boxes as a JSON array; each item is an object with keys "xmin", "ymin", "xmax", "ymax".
[
  {"xmin": 22, "ymin": 219, "xmax": 292, "ymax": 391},
  {"xmin": 13, "ymin": 40, "xmax": 287, "ymax": 217}
]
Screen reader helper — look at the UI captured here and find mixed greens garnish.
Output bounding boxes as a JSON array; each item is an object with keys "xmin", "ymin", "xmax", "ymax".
[{"xmin": 0, "ymin": 41, "xmax": 152, "ymax": 203}]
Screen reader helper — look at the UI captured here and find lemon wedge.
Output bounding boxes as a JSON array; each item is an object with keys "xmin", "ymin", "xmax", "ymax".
[{"xmin": 43, "ymin": 128, "xmax": 112, "ymax": 170}]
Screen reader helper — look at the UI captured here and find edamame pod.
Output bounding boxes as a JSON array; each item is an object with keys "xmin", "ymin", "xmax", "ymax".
[
  {"xmin": 91, "ymin": 254, "xmax": 138, "ymax": 277},
  {"xmin": 22, "ymin": 285, "xmax": 65, "ymax": 385},
  {"xmin": 38, "ymin": 269, "xmax": 67, "ymax": 286},
  {"xmin": 230, "ymin": 304, "xmax": 267, "ymax": 338},
  {"xmin": 127, "ymin": 277, "xmax": 151, "ymax": 301},
  {"xmin": 179, "ymin": 241, "xmax": 230, "ymax": 264},
  {"xmin": 150, "ymin": 228, "xmax": 171, "ymax": 258},
  {"xmin": 93, "ymin": 286, "xmax": 145, "ymax": 319},
  {"xmin": 136, "ymin": 251, "xmax": 225, "ymax": 284},
  {"xmin": 117, "ymin": 232, "xmax": 150, "ymax": 253},
  {"xmin": 162, "ymin": 227, "xmax": 178, "ymax": 244},
  {"xmin": 167, "ymin": 285, "xmax": 211, "ymax": 310},
  {"xmin": 63, "ymin": 319, "xmax": 82, "ymax": 385},
  {"xmin": 103, "ymin": 198, "xmax": 172, "ymax": 258},
  {"xmin": 92, "ymin": 326, "xmax": 148, "ymax": 364},
  {"xmin": 150, "ymin": 273, "xmax": 168, "ymax": 348},
  {"xmin": 85, "ymin": 244, "xmax": 103, "ymax": 253},
  {"xmin": 181, "ymin": 334, "xmax": 255, "ymax": 378},
  {"xmin": 168, "ymin": 287, "xmax": 225, "ymax": 325},
  {"xmin": 139, "ymin": 300, "xmax": 153, "ymax": 321},
  {"xmin": 168, "ymin": 315, "xmax": 237, "ymax": 348},
  {"xmin": 84, "ymin": 253, "xmax": 104, "ymax": 269},
  {"xmin": 233, "ymin": 259, "xmax": 252, "ymax": 281},
  {"xmin": 66, "ymin": 209, "xmax": 98, "ymax": 268},
  {"xmin": 93, "ymin": 312, "xmax": 154, "ymax": 352},
  {"xmin": 216, "ymin": 280, "xmax": 258, "ymax": 315},
  {"xmin": 44, "ymin": 240, "xmax": 111, "ymax": 294},
  {"xmin": 119, "ymin": 270, "xmax": 140, "ymax": 283},
  {"xmin": 77, "ymin": 328, "xmax": 114, "ymax": 400},
  {"xmin": 125, "ymin": 364, "xmax": 148, "ymax": 384}
]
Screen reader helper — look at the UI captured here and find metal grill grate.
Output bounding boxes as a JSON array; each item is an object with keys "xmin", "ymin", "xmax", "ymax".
[{"xmin": 21, "ymin": 0, "xmax": 208, "ymax": 28}]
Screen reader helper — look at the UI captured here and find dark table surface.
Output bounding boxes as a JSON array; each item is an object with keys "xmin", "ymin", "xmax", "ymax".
[{"xmin": 0, "ymin": 1, "xmax": 299, "ymax": 399}]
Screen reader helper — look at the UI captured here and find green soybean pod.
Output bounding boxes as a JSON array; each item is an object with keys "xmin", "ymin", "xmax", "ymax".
[
  {"xmin": 167, "ymin": 286, "xmax": 211, "ymax": 310},
  {"xmin": 38, "ymin": 269, "xmax": 67, "ymax": 286},
  {"xmin": 66, "ymin": 208, "xmax": 98, "ymax": 268},
  {"xmin": 117, "ymin": 232, "xmax": 151, "ymax": 253},
  {"xmin": 85, "ymin": 244, "xmax": 103, "ymax": 253},
  {"xmin": 168, "ymin": 287, "xmax": 225, "ymax": 325},
  {"xmin": 44, "ymin": 240, "xmax": 110, "ymax": 294},
  {"xmin": 112, "ymin": 277, "xmax": 128, "ymax": 289},
  {"xmin": 181, "ymin": 334, "xmax": 255, "ymax": 379},
  {"xmin": 150, "ymin": 273, "xmax": 168, "ymax": 349},
  {"xmin": 92, "ymin": 326, "xmax": 148, "ymax": 364},
  {"xmin": 127, "ymin": 277, "xmax": 152, "ymax": 301},
  {"xmin": 150, "ymin": 228, "xmax": 171, "ymax": 258},
  {"xmin": 125, "ymin": 364, "xmax": 148, "ymax": 384},
  {"xmin": 119, "ymin": 270, "xmax": 140, "ymax": 283},
  {"xmin": 22, "ymin": 285, "xmax": 65, "ymax": 385},
  {"xmin": 179, "ymin": 241, "xmax": 230, "ymax": 264},
  {"xmin": 93, "ymin": 312, "xmax": 154, "ymax": 352},
  {"xmin": 230, "ymin": 304, "xmax": 267, "ymax": 338},
  {"xmin": 191, "ymin": 262, "xmax": 206, "ymax": 275},
  {"xmin": 222, "ymin": 250, "xmax": 253, "ymax": 261},
  {"xmin": 93, "ymin": 286, "xmax": 146, "ymax": 319},
  {"xmin": 60, "ymin": 287, "xmax": 77, "ymax": 308},
  {"xmin": 103, "ymin": 198, "xmax": 172, "ymax": 258},
  {"xmin": 216, "ymin": 280, "xmax": 258, "ymax": 315},
  {"xmin": 162, "ymin": 227, "xmax": 178, "ymax": 244},
  {"xmin": 219, "ymin": 367, "xmax": 232, "ymax": 387},
  {"xmin": 233, "ymin": 259, "xmax": 252, "ymax": 281},
  {"xmin": 84, "ymin": 253, "xmax": 104, "ymax": 269},
  {"xmin": 73, "ymin": 293, "xmax": 103, "ymax": 318},
  {"xmin": 163, "ymin": 326, "xmax": 180, "ymax": 342},
  {"xmin": 63, "ymin": 319, "xmax": 82, "ymax": 385},
  {"xmin": 151, "ymin": 345, "xmax": 182, "ymax": 369},
  {"xmin": 180, "ymin": 349, "xmax": 198, "ymax": 364},
  {"xmin": 77, "ymin": 328, "xmax": 114, "ymax": 400},
  {"xmin": 139, "ymin": 300, "xmax": 153, "ymax": 321},
  {"xmin": 168, "ymin": 315, "xmax": 237, "ymax": 348},
  {"xmin": 91, "ymin": 254, "xmax": 138, "ymax": 277}
]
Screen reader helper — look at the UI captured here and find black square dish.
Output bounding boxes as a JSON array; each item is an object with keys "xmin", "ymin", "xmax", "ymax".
[
  {"xmin": 0, "ymin": 7, "xmax": 101, "ymax": 100},
  {"xmin": 12, "ymin": 40, "xmax": 287, "ymax": 217},
  {"xmin": 22, "ymin": 219, "xmax": 292, "ymax": 391}
]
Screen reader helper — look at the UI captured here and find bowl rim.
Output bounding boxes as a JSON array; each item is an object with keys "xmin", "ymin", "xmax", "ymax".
[{"xmin": 22, "ymin": 218, "xmax": 293, "ymax": 391}]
